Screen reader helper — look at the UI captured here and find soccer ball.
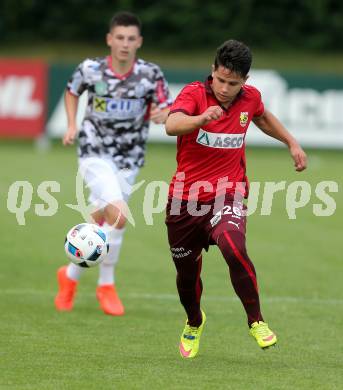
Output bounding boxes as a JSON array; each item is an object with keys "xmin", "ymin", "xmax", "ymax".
[{"xmin": 64, "ymin": 223, "xmax": 108, "ymax": 268}]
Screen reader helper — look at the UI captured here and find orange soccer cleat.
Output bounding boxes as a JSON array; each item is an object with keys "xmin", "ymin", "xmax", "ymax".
[
  {"xmin": 96, "ymin": 284, "xmax": 125, "ymax": 316},
  {"xmin": 54, "ymin": 266, "xmax": 78, "ymax": 311}
]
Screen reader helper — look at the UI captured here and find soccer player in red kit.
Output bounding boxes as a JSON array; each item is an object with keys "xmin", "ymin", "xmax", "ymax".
[{"xmin": 165, "ymin": 39, "xmax": 307, "ymax": 358}]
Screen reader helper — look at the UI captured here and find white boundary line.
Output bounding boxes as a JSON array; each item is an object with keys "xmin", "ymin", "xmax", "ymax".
[{"xmin": 1, "ymin": 289, "xmax": 343, "ymax": 305}]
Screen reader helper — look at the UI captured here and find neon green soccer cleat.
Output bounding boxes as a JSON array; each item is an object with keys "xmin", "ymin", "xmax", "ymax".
[
  {"xmin": 250, "ymin": 321, "xmax": 277, "ymax": 349},
  {"xmin": 179, "ymin": 310, "xmax": 206, "ymax": 358}
]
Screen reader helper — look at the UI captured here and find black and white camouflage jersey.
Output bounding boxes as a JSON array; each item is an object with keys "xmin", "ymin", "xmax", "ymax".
[{"xmin": 67, "ymin": 56, "xmax": 172, "ymax": 169}]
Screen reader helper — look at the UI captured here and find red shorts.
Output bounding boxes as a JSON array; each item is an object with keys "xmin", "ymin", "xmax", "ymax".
[{"xmin": 165, "ymin": 194, "xmax": 247, "ymax": 261}]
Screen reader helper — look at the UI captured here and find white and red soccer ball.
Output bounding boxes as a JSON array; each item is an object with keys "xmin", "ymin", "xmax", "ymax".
[{"xmin": 64, "ymin": 223, "xmax": 108, "ymax": 268}]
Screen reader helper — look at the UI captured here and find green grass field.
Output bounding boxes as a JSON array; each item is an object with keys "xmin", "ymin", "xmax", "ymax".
[{"xmin": 0, "ymin": 142, "xmax": 342, "ymax": 389}]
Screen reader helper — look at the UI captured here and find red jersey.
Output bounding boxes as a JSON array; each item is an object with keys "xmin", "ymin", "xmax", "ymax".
[{"xmin": 168, "ymin": 77, "xmax": 264, "ymax": 201}]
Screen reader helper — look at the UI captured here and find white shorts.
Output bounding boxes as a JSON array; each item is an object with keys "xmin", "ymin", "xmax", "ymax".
[{"xmin": 78, "ymin": 157, "xmax": 139, "ymax": 210}]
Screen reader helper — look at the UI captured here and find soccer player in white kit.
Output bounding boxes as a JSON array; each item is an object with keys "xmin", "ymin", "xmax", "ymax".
[{"xmin": 55, "ymin": 11, "xmax": 172, "ymax": 315}]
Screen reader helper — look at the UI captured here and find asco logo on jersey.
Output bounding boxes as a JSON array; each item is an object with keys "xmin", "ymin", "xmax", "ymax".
[
  {"xmin": 0, "ymin": 60, "xmax": 47, "ymax": 138},
  {"xmin": 197, "ymin": 129, "xmax": 245, "ymax": 149}
]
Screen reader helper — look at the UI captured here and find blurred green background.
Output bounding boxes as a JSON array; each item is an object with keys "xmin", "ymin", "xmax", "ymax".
[
  {"xmin": 2, "ymin": 0, "xmax": 343, "ymax": 51},
  {"xmin": 1, "ymin": 0, "xmax": 343, "ymax": 73}
]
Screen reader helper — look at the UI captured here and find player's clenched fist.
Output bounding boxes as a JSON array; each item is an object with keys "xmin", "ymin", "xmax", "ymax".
[
  {"xmin": 150, "ymin": 103, "xmax": 169, "ymax": 124},
  {"xmin": 200, "ymin": 106, "xmax": 223, "ymax": 125}
]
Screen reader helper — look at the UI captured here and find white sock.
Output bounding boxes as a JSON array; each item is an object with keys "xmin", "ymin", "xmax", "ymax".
[
  {"xmin": 98, "ymin": 263, "xmax": 115, "ymax": 285},
  {"xmin": 66, "ymin": 262, "xmax": 85, "ymax": 281},
  {"xmin": 98, "ymin": 224, "xmax": 125, "ymax": 286}
]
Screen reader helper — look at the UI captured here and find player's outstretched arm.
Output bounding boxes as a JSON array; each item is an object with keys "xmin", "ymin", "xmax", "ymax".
[
  {"xmin": 63, "ymin": 90, "xmax": 79, "ymax": 146},
  {"xmin": 253, "ymin": 110, "xmax": 307, "ymax": 172},
  {"xmin": 166, "ymin": 106, "xmax": 223, "ymax": 136}
]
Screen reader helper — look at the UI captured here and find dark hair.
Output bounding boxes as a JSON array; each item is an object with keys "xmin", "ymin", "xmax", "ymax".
[
  {"xmin": 109, "ymin": 11, "xmax": 142, "ymax": 33},
  {"xmin": 214, "ymin": 40, "xmax": 252, "ymax": 77}
]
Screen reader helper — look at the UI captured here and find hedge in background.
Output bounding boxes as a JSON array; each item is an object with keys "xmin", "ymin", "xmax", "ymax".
[{"xmin": 1, "ymin": 0, "xmax": 342, "ymax": 51}]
